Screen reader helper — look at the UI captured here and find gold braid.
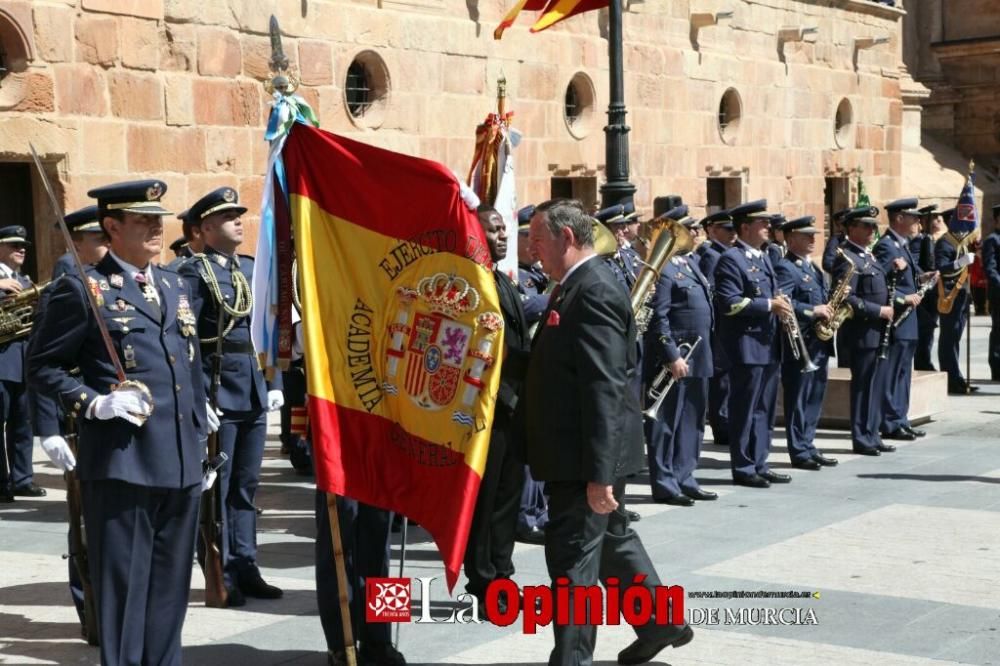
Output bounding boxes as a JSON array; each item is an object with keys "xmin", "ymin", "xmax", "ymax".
[{"xmin": 196, "ymin": 254, "xmax": 254, "ymax": 344}]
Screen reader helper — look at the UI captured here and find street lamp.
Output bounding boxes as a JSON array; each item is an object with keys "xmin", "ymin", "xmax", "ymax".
[{"xmin": 600, "ymin": 0, "xmax": 634, "ymax": 208}]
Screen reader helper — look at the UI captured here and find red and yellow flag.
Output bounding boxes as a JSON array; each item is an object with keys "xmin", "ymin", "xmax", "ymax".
[
  {"xmin": 281, "ymin": 125, "xmax": 504, "ymax": 589},
  {"xmin": 494, "ymin": 0, "xmax": 608, "ymax": 38}
]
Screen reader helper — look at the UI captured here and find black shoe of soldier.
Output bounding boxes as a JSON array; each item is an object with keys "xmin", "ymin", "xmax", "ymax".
[
  {"xmin": 360, "ymin": 641, "xmax": 407, "ymax": 666},
  {"xmin": 239, "ymin": 572, "xmax": 283, "ymax": 599},
  {"xmin": 625, "ymin": 509, "xmax": 641, "ymax": 523},
  {"xmin": 225, "ymin": 585, "xmax": 246, "ymax": 608},
  {"xmin": 13, "ymin": 483, "xmax": 46, "ymax": 497},
  {"xmin": 515, "ymin": 525, "xmax": 546, "ymax": 545}
]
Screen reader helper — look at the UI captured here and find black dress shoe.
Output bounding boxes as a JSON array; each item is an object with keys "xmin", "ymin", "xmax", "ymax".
[
  {"xmin": 225, "ymin": 585, "xmax": 246, "ymax": 607},
  {"xmin": 904, "ymin": 426, "xmax": 926, "ymax": 437},
  {"xmin": 733, "ymin": 474, "xmax": 770, "ymax": 488},
  {"xmin": 853, "ymin": 446, "xmax": 881, "ymax": 456},
  {"xmin": 760, "ymin": 470, "xmax": 792, "ymax": 484},
  {"xmin": 812, "ymin": 452, "xmax": 839, "ymax": 466},
  {"xmin": 359, "ymin": 642, "xmax": 407, "ymax": 666},
  {"xmin": 239, "ymin": 573, "xmax": 283, "ymax": 599},
  {"xmin": 626, "ymin": 509, "xmax": 641, "ymax": 523},
  {"xmin": 877, "ymin": 442, "xmax": 896, "ymax": 453},
  {"xmin": 655, "ymin": 494, "xmax": 694, "ymax": 507},
  {"xmin": 682, "ymin": 487, "xmax": 718, "ymax": 501},
  {"xmin": 617, "ymin": 624, "xmax": 694, "ymax": 665},
  {"xmin": 515, "ymin": 525, "xmax": 546, "ymax": 545},
  {"xmin": 949, "ymin": 384, "xmax": 979, "ymax": 395},
  {"xmin": 12, "ymin": 483, "xmax": 46, "ymax": 497},
  {"xmin": 791, "ymin": 459, "xmax": 821, "ymax": 471},
  {"xmin": 882, "ymin": 429, "xmax": 916, "ymax": 441}
]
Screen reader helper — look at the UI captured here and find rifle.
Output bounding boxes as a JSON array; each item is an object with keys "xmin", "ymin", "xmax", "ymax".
[
  {"xmin": 63, "ymin": 416, "xmax": 99, "ymax": 645},
  {"xmin": 200, "ymin": 309, "xmax": 228, "ymax": 607}
]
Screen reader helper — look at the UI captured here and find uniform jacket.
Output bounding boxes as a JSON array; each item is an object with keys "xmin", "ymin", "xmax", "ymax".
[
  {"xmin": 822, "ymin": 234, "xmax": 845, "ymax": 274},
  {"xmin": 713, "ymin": 241, "xmax": 781, "ymax": 366},
  {"xmin": 516, "ymin": 262, "xmax": 549, "ymax": 325},
  {"xmin": 27, "ymin": 253, "xmax": 208, "ymax": 487},
  {"xmin": 605, "ymin": 246, "xmax": 640, "ymax": 293},
  {"xmin": 935, "ymin": 235, "xmax": 971, "ymax": 294},
  {"xmin": 775, "ymin": 252, "xmax": 833, "ymax": 358},
  {"xmin": 981, "ymin": 231, "xmax": 1000, "ymax": 293},
  {"xmin": 0, "ymin": 269, "xmax": 32, "ymax": 383},
  {"xmin": 873, "ymin": 230, "xmax": 920, "ymax": 341},
  {"xmin": 765, "ymin": 241, "xmax": 785, "ymax": 267},
  {"xmin": 909, "ymin": 233, "xmax": 935, "ymax": 272},
  {"xmin": 698, "ymin": 240, "xmax": 729, "ymax": 290},
  {"xmin": 835, "ymin": 241, "xmax": 889, "ymax": 350},
  {"xmin": 525, "ymin": 258, "xmax": 643, "ymax": 485},
  {"xmin": 51, "ymin": 253, "xmax": 76, "ymax": 280},
  {"xmin": 643, "ymin": 254, "xmax": 714, "ymax": 380}
]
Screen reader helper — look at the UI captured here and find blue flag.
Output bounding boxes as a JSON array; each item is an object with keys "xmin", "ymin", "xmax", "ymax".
[{"xmin": 949, "ymin": 172, "xmax": 978, "ymax": 239}]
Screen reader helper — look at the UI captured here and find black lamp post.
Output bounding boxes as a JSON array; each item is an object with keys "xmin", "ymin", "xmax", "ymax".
[{"xmin": 599, "ymin": 0, "xmax": 635, "ymax": 209}]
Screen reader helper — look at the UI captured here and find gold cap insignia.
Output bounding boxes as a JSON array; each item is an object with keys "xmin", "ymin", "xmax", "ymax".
[{"xmin": 223, "ymin": 189, "xmax": 236, "ymax": 203}]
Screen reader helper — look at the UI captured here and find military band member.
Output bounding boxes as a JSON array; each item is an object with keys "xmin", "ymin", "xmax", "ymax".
[
  {"xmin": 644, "ymin": 209, "xmax": 717, "ymax": 505},
  {"xmin": 981, "ymin": 205, "xmax": 1000, "ymax": 380},
  {"xmin": 835, "ymin": 207, "xmax": 895, "ymax": 455},
  {"xmin": 765, "ymin": 213, "xmax": 786, "ymax": 266},
  {"xmin": 774, "ymin": 217, "xmax": 838, "ymax": 469},
  {"xmin": 934, "ymin": 207, "xmax": 978, "ymax": 394},
  {"xmin": 180, "ymin": 187, "xmax": 285, "ymax": 606},
  {"xmin": 698, "ymin": 210, "xmax": 736, "ymax": 447},
  {"xmin": 599, "ymin": 203, "xmax": 641, "ymax": 291},
  {"xmin": 912, "ymin": 205, "xmax": 939, "ymax": 371},
  {"xmin": 875, "ymin": 199, "xmax": 929, "ymax": 440},
  {"xmin": 713, "ymin": 199, "xmax": 794, "ymax": 488},
  {"xmin": 28, "ymin": 180, "xmax": 214, "ymax": 664},
  {"xmin": 0, "ymin": 225, "xmax": 41, "ymax": 500},
  {"xmin": 822, "ymin": 208, "xmax": 851, "ymax": 274}
]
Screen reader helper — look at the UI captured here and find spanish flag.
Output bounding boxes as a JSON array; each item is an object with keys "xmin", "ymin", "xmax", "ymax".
[
  {"xmin": 494, "ymin": 0, "xmax": 608, "ymax": 38},
  {"xmin": 259, "ymin": 122, "xmax": 504, "ymax": 590}
]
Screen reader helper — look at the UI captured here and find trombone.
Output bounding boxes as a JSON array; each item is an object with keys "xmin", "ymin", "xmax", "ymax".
[{"xmin": 643, "ymin": 336, "xmax": 702, "ymax": 420}]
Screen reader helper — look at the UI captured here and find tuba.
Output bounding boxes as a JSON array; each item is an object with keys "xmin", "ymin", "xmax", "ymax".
[
  {"xmin": 631, "ymin": 217, "xmax": 695, "ymax": 333},
  {"xmin": 815, "ymin": 248, "xmax": 854, "ymax": 341},
  {"xmin": 0, "ymin": 281, "xmax": 52, "ymax": 345}
]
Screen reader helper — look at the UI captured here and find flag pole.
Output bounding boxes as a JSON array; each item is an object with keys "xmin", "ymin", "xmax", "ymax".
[
  {"xmin": 263, "ymin": 16, "xmax": 356, "ymax": 666},
  {"xmin": 966, "ymin": 159, "xmax": 975, "ymax": 394}
]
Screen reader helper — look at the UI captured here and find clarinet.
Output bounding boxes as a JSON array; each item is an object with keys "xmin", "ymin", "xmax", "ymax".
[{"xmin": 878, "ymin": 269, "xmax": 899, "ymax": 360}]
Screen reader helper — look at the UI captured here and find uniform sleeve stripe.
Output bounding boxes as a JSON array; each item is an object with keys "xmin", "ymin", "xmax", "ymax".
[{"xmin": 726, "ymin": 297, "xmax": 751, "ymax": 316}]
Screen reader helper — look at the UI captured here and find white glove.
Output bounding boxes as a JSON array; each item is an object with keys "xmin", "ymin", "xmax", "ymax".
[
  {"xmin": 205, "ymin": 401, "xmax": 221, "ymax": 434},
  {"xmin": 201, "ymin": 469, "xmax": 218, "ymax": 492},
  {"xmin": 267, "ymin": 390, "xmax": 284, "ymax": 412},
  {"xmin": 955, "ymin": 252, "xmax": 975, "ymax": 268},
  {"xmin": 88, "ymin": 386, "xmax": 152, "ymax": 427},
  {"xmin": 41, "ymin": 435, "xmax": 76, "ymax": 472},
  {"xmin": 453, "ymin": 170, "xmax": 481, "ymax": 211}
]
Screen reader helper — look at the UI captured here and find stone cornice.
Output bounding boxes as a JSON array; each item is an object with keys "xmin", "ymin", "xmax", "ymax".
[{"xmin": 835, "ymin": 0, "xmax": 906, "ymax": 21}]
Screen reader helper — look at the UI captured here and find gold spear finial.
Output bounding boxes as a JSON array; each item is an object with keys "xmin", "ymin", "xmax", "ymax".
[
  {"xmin": 969, "ymin": 159, "xmax": 975, "ymax": 173},
  {"xmin": 496, "ymin": 75, "xmax": 507, "ymax": 117},
  {"xmin": 265, "ymin": 15, "xmax": 299, "ymax": 95}
]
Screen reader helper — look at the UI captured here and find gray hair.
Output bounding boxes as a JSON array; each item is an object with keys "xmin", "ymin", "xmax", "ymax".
[{"xmin": 534, "ymin": 198, "xmax": 594, "ymax": 247}]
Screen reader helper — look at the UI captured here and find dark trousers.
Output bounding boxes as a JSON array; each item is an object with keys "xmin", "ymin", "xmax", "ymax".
[
  {"xmin": 544, "ymin": 479, "xmax": 686, "ymax": 666},
  {"xmin": 315, "ymin": 492, "xmax": 391, "ymax": 652},
  {"xmin": 938, "ymin": 290, "xmax": 969, "ymax": 387},
  {"xmin": 280, "ymin": 366, "xmax": 312, "ymax": 471},
  {"xmin": 850, "ymin": 347, "xmax": 890, "ymax": 450},
  {"xmin": 0, "ymin": 379, "xmax": 33, "ymax": 490},
  {"xmin": 915, "ymin": 297, "xmax": 938, "ymax": 370},
  {"xmin": 464, "ymin": 427, "xmax": 524, "ymax": 596},
  {"xmin": 218, "ymin": 408, "xmax": 267, "ymax": 585},
  {"xmin": 707, "ymin": 369, "xmax": 729, "ymax": 444},
  {"xmin": 82, "ymin": 479, "xmax": 200, "ymax": 666},
  {"xmin": 727, "ymin": 363, "xmax": 779, "ymax": 479},
  {"xmin": 645, "ymin": 377, "xmax": 708, "ymax": 498},
  {"xmin": 781, "ymin": 354, "xmax": 829, "ymax": 463},
  {"xmin": 518, "ymin": 466, "xmax": 548, "ymax": 532},
  {"xmin": 882, "ymin": 339, "xmax": 916, "ymax": 432},
  {"xmin": 989, "ymin": 293, "xmax": 1000, "ymax": 379}
]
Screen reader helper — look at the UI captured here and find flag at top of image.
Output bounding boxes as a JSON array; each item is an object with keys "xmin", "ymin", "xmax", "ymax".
[
  {"xmin": 949, "ymin": 168, "xmax": 979, "ymax": 240},
  {"xmin": 253, "ymin": 120, "xmax": 505, "ymax": 590},
  {"xmin": 494, "ymin": 0, "xmax": 609, "ymax": 38}
]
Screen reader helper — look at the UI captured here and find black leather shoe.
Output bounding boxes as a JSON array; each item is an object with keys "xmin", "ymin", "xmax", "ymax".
[
  {"xmin": 617, "ymin": 624, "xmax": 694, "ymax": 665},
  {"xmin": 328, "ymin": 650, "xmax": 348, "ymax": 666},
  {"xmin": 682, "ymin": 487, "xmax": 718, "ymax": 501},
  {"xmin": 882, "ymin": 429, "xmax": 916, "ymax": 441},
  {"xmin": 655, "ymin": 494, "xmax": 694, "ymax": 507},
  {"xmin": 225, "ymin": 585, "xmax": 246, "ymax": 607},
  {"xmin": 877, "ymin": 442, "xmax": 897, "ymax": 453},
  {"xmin": 359, "ymin": 642, "xmax": 407, "ymax": 666},
  {"xmin": 853, "ymin": 446, "xmax": 881, "ymax": 456},
  {"xmin": 949, "ymin": 384, "xmax": 979, "ymax": 395},
  {"xmin": 904, "ymin": 426, "xmax": 926, "ymax": 437},
  {"xmin": 515, "ymin": 525, "xmax": 546, "ymax": 545},
  {"xmin": 12, "ymin": 483, "xmax": 46, "ymax": 497},
  {"xmin": 791, "ymin": 459, "xmax": 821, "ymax": 471},
  {"xmin": 626, "ymin": 509, "xmax": 641, "ymax": 523},
  {"xmin": 239, "ymin": 573, "xmax": 283, "ymax": 599},
  {"xmin": 813, "ymin": 452, "xmax": 839, "ymax": 466},
  {"xmin": 760, "ymin": 470, "xmax": 792, "ymax": 484},
  {"xmin": 733, "ymin": 474, "xmax": 770, "ymax": 488}
]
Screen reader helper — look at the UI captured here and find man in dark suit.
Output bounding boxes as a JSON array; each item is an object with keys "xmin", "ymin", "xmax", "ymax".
[
  {"xmin": 875, "ymin": 198, "xmax": 930, "ymax": 440},
  {"xmin": 643, "ymin": 209, "xmax": 716, "ymax": 506},
  {"xmin": 981, "ymin": 204, "xmax": 1000, "ymax": 380},
  {"xmin": 713, "ymin": 199, "xmax": 794, "ymax": 489},
  {"xmin": 525, "ymin": 199, "xmax": 693, "ymax": 666},
  {"xmin": 835, "ymin": 207, "xmax": 896, "ymax": 455},
  {"xmin": 774, "ymin": 217, "xmax": 838, "ymax": 470},
  {"xmin": 28, "ymin": 179, "xmax": 215, "ymax": 665},
  {"xmin": 463, "ymin": 205, "xmax": 531, "ymax": 611},
  {"xmin": 180, "ymin": 187, "xmax": 285, "ymax": 606},
  {"xmin": 698, "ymin": 210, "xmax": 736, "ymax": 447},
  {"xmin": 935, "ymin": 207, "xmax": 978, "ymax": 394}
]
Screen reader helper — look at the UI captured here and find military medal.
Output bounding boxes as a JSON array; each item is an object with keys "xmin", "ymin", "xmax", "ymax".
[
  {"xmin": 177, "ymin": 295, "xmax": 197, "ymax": 337},
  {"xmin": 123, "ymin": 344, "xmax": 137, "ymax": 370},
  {"xmin": 87, "ymin": 278, "xmax": 105, "ymax": 307},
  {"xmin": 109, "ymin": 274, "xmax": 124, "ymax": 288}
]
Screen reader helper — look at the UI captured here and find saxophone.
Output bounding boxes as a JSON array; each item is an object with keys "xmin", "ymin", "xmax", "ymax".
[{"xmin": 815, "ymin": 248, "xmax": 854, "ymax": 342}]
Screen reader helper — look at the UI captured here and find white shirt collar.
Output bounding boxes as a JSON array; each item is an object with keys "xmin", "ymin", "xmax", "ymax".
[
  {"xmin": 109, "ymin": 250, "xmax": 151, "ymax": 280},
  {"xmin": 737, "ymin": 239, "xmax": 762, "ymax": 258},
  {"xmin": 561, "ymin": 253, "xmax": 598, "ymax": 285},
  {"xmin": 887, "ymin": 228, "xmax": 907, "ymax": 244},
  {"xmin": 0, "ymin": 262, "xmax": 13, "ymax": 279},
  {"xmin": 846, "ymin": 239, "xmax": 870, "ymax": 254}
]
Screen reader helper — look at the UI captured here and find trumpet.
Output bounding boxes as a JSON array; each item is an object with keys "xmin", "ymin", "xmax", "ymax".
[
  {"xmin": 0, "ymin": 280, "xmax": 52, "ymax": 345},
  {"xmin": 643, "ymin": 336, "xmax": 702, "ymax": 420},
  {"xmin": 777, "ymin": 292, "xmax": 819, "ymax": 373}
]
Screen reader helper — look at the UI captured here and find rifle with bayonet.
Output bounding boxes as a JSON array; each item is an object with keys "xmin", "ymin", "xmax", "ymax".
[{"xmin": 199, "ymin": 310, "xmax": 228, "ymax": 607}]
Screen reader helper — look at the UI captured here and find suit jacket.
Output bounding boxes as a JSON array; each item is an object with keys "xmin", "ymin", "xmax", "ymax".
[
  {"xmin": 982, "ymin": 232, "xmax": 1000, "ymax": 294},
  {"xmin": 525, "ymin": 257, "xmax": 643, "ymax": 485},
  {"xmin": 643, "ymin": 254, "xmax": 714, "ymax": 380},
  {"xmin": 775, "ymin": 253, "xmax": 833, "ymax": 358},
  {"xmin": 27, "ymin": 253, "xmax": 208, "ymax": 487},
  {"xmin": 835, "ymin": 241, "xmax": 889, "ymax": 350},
  {"xmin": 0, "ymin": 270, "xmax": 32, "ymax": 383},
  {"xmin": 713, "ymin": 241, "xmax": 781, "ymax": 366},
  {"xmin": 873, "ymin": 230, "xmax": 920, "ymax": 341}
]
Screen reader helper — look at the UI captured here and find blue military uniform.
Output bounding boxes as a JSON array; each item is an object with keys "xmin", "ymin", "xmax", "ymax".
[
  {"xmin": 166, "ymin": 209, "xmax": 196, "ymax": 272},
  {"xmin": 698, "ymin": 211, "xmax": 735, "ymax": 448},
  {"xmin": 836, "ymin": 209, "xmax": 892, "ymax": 455},
  {"xmin": 765, "ymin": 214, "xmax": 786, "ymax": 266},
  {"xmin": 983, "ymin": 205, "xmax": 1000, "ymax": 379},
  {"xmin": 821, "ymin": 208, "xmax": 851, "ymax": 274},
  {"xmin": 517, "ymin": 261, "xmax": 549, "ymax": 325},
  {"xmin": 934, "ymin": 209, "xmax": 974, "ymax": 393},
  {"xmin": 774, "ymin": 217, "xmax": 835, "ymax": 467},
  {"xmin": 912, "ymin": 205, "xmax": 939, "ymax": 371},
  {"xmin": 27, "ymin": 180, "xmax": 208, "ymax": 664},
  {"xmin": 643, "ymin": 214, "xmax": 715, "ymax": 504},
  {"xmin": 713, "ymin": 200, "xmax": 785, "ymax": 486},
  {"xmin": 179, "ymin": 187, "xmax": 283, "ymax": 602}
]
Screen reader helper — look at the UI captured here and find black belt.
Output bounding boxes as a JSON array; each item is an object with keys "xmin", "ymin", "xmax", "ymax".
[{"xmin": 202, "ymin": 340, "xmax": 255, "ymax": 354}]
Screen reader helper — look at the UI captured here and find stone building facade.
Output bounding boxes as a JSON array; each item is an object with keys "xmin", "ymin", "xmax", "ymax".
[{"xmin": 1, "ymin": 0, "xmax": 911, "ymax": 279}]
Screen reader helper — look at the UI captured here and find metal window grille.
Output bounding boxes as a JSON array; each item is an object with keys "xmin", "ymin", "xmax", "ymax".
[
  {"xmin": 0, "ymin": 41, "xmax": 8, "ymax": 88},
  {"xmin": 345, "ymin": 61, "xmax": 371, "ymax": 118},
  {"xmin": 565, "ymin": 83, "xmax": 580, "ymax": 125}
]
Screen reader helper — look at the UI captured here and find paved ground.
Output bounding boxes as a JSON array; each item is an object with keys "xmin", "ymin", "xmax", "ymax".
[{"xmin": 3, "ymin": 316, "xmax": 1000, "ymax": 665}]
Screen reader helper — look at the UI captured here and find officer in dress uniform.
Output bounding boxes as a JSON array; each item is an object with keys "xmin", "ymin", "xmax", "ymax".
[
  {"xmin": 27, "ymin": 179, "xmax": 215, "ymax": 664},
  {"xmin": 713, "ymin": 199, "xmax": 794, "ymax": 488},
  {"xmin": 835, "ymin": 207, "xmax": 896, "ymax": 456},
  {"xmin": 0, "ymin": 225, "xmax": 41, "ymax": 500},
  {"xmin": 765, "ymin": 213, "xmax": 786, "ymax": 266},
  {"xmin": 179, "ymin": 187, "xmax": 286, "ymax": 606},
  {"xmin": 875, "ymin": 198, "xmax": 930, "ymax": 441},
  {"xmin": 166, "ymin": 209, "xmax": 203, "ymax": 272},
  {"xmin": 643, "ymin": 208, "xmax": 717, "ymax": 505},
  {"xmin": 774, "ymin": 217, "xmax": 839, "ymax": 470},
  {"xmin": 699, "ymin": 210, "xmax": 736, "ymax": 447},
  {"xmin": 912, "ymin": 205, "xmax": 939, "ymax": 370},
  {"xmin": 983, "ymin": 205, "xmax": 1000, "ymax": 379},
  {"xmin": 934, "ymin": 207, "xmax": 978, "ymax": 394}
]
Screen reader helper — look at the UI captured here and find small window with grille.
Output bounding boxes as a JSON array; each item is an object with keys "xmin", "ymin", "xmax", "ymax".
[
  {"xmin": 345, "ymin": 61, "xmax": 370, "ymax": 118},
  {"xmin": 343, "ymin": 51, "xmax": 390, "ymax": 130}
]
